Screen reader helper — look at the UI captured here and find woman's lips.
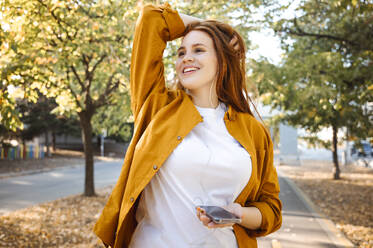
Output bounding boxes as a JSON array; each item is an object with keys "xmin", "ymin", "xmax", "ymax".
[
  {"xmin": 182, "ymin": 66, "xmax": 200, "ymax": 75},
  {"xmin": 183, "ymin": 70, "xmax": 198, "ymax": 75}
]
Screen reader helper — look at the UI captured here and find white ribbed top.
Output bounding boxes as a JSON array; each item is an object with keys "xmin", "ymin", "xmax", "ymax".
[{"xmin": 129, "ymin": 102, "xmax": 252, "ymax": 248}]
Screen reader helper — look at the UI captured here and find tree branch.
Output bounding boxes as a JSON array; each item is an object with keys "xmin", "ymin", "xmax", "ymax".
[
  {"xmin": 83, "ymin": 54, "xmax": 107, "ymax": 95},
  {"xmin": 77, "ymin": 4, "xmax": 104, "ymax": 19},
  {"xmin": 51, "ymin": 29, "xmax": 64, "ymax": 42},
  {"xmin": 70, "ymin": 66, "xmax": 85, "ymax": 91},
  {"xmin": 64, "ymin": 67, "xmax": 82, "ymax": 109},
  {"xmin": 94, "ymin": 73, "xmax": 120, "ymax": 109},
  {"xmin": 284, "ymin": 18, "xmax": 360, "ymax": 48},
  {"xmin": 49, "ymin": 39, "xmax": 58, "ymax": 47},
  {"xmin": 81, "ymin": 54, "xmax": 91, "ymax": 83},
  {"xmin": 66, "ymin": 82, "xmax": 82, "ymax": 109},
  {"xmin": 37, "ymin": 0, "xmax": 74, "ymax": 41},
  {"xmin": 91, "ymin": 54, "xmax": 107, "ymax": 75}
]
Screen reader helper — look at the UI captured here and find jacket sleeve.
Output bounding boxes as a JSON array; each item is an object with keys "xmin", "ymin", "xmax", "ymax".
[
  {"xmin": 130, "ymin": 3, "xmax": 185, "ymax": 120},
  {"xmin": 245, "ymin": 129, "xmax": 282, "ymax": 237}
]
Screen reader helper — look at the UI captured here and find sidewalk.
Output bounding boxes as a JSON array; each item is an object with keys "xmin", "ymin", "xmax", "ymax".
[{"xmin": 257, "ymin": 169, "xmax": 354, "ymax": 248}]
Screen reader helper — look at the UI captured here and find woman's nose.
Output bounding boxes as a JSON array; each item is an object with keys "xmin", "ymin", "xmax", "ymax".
[{"xmin": 182, "ymin": 53, "xmax": 194, "ymax": 63}]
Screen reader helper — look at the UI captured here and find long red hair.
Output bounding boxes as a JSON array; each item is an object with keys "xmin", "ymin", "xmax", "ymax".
[{"xmin": 177, "ymin": 20, "xmax": 254, "ymax": 116}]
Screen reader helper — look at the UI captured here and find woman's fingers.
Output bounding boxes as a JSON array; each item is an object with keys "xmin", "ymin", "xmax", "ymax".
[
  {"xmin": 196, "ymin": 207, "xmax": 210, "ymax": 224},
  {"xmin": 196, "ymin": 207, "xmax": 211, "ymax": 225},
  {"xmin": 229, "ymin": 35, "xmax": 240, "ymax": 52},
  {"xmin": 207, "ymin": 222, "xmax": 233, "ymax": 228},
  {"xmin": 229, "ymin": 35, "xmax": 238, "ymax": 46},
  {"xmin": 196, "ymin": 207, "xmax": 234, "ymax": 228},
  {"xmin": 200, "ymin": 214, "xmax": 211, "ymax": 226}
]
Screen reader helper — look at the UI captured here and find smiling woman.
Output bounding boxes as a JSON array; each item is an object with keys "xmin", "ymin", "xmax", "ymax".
[
  {"xmin": 175, "ymin": 19, "xmax": 250, "ymax": 114},
  {"xmin": 93, "ymin": 3, "xmax": 282, "ymax": 248}
]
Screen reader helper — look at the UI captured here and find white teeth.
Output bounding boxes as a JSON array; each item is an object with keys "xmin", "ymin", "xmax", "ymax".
[{"xmin": 183, "ymin": 67, "xmax": 198, "ymax": 73}]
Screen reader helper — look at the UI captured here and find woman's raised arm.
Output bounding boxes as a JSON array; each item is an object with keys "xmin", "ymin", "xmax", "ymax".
[{"xmin": 130, "ymin": 3, "xmax": 185, "ymax": 119}]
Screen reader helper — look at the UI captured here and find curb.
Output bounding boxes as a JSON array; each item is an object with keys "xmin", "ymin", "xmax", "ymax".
[
  {"xmin": 277, "ymin": 170, "xmax": 355, "ymax": 248},
  {"xmin": 0, "ymin": 157, "xmax": 122, "ymax": 180},
  {"xmin": 0, "ymin": 164, "xmax": 83, "ymax": 180}
]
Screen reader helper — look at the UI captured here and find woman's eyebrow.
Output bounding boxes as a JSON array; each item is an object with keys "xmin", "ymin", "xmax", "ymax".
[{"xmin": 177, "ymin": 43, "xmax": 207, "ymax": 52}]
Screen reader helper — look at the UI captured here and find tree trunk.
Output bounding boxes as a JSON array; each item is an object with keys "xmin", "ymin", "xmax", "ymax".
[
  {"xmin": 45, "ymin": 131, "xmax": 51, "ymax": 157},
  {"xmin": 332, "ymin": 125, "xmax": 341, "ymax": 180},
  {"xmin": 79, "ymin": 111, "xmax": 96, "ymax": 197},
  {"xmin": 52, "ymin": 131, "xmax": 56, "ymax": 152},
  {"xmin": 22, "ymin": 139, "xmax": 26, "ymax": 159}
]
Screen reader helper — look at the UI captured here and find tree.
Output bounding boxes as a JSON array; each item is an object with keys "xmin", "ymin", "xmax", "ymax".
[
  {"xmin": 0, "ymin": 87, "xmax": 23, "ymax": 134},
  {"xmin": 1, "ymin": 0, "xmax": 136, "ymax": 196},
  {"xmin": 92, "ymin": 92, "xmax": 133, "ymax": 144},
  {"xmin": 252, "ymin": 0, "xmax": 373, "ymax": 179},
  {"xmin": 0, "ymin": 7, "xmax": 41, "ymax": 133},
  {"xmin": 17, "ymin": 93, "xmax": 80, "ymax": 155},
  {"xmin": 18, "ymin": 95, "xmax": 56, "ymax": 155}
]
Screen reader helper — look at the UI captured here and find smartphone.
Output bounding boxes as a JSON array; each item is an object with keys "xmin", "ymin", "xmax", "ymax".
[{"xmin": 197, "ymin": 205, "xmax": 241, "ymax": 224}]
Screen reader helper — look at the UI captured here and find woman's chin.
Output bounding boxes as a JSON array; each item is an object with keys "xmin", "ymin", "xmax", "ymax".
[{"xmin": 180, "ymin": 80, "xmax": 203, "ymax": 90}]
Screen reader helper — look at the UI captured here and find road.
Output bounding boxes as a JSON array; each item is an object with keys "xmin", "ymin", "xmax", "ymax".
[{"xmin": 0, "ymin": 161, "xmax": 122, "ymax": 215}]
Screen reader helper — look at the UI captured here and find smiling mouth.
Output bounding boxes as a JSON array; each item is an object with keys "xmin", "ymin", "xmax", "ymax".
[{"xmin": 183, "ymin": 67, "xmax": 200, "ymax": 75}]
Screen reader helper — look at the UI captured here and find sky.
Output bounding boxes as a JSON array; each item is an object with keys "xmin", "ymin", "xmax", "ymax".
[
  {"xmin": 247, "ymin": 0, "xmax": 302, "ymax": 65},
  {"xmin": 248, "ymin": 30, "xmax": 283, "ymax": 65}
]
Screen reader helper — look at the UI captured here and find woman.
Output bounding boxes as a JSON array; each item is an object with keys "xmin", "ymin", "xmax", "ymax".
[{"xmin": 93, "ymin": 3, "xmax": 282, "ymax": 248}]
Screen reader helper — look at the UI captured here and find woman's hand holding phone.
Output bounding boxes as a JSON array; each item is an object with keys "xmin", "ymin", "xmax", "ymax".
[{"xmin": 196, "ymin": 203, "xmax": 243, "ymax": 228}]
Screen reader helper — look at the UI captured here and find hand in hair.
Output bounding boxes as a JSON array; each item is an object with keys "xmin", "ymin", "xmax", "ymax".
[
  {"xmin": 229, "ymin": 34, "xmax": 245, "ymax": 60},
  {"xmin": 229, "ymin": 35, "xmax": 240, "ymax": 51}
]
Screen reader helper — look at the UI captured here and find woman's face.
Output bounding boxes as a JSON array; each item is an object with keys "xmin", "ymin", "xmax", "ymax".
[{"xmin": 176, "ymin": 30, "xmax": 218, "ymax": 91}]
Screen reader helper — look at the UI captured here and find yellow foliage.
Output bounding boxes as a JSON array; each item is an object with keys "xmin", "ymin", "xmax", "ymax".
[{"xmin": 92, "ymin": 23, "xmax": 100, "ymax": 30}]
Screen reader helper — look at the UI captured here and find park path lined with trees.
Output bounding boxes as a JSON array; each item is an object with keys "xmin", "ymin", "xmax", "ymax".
[{"xmin": 0, "ymin": 0, "xmax": 372, "ymax": 246}]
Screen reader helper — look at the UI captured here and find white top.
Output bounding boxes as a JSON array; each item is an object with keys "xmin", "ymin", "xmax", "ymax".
[{"xmin": 129, "ymin": 102, "xmax": 252, "ymax": 248}]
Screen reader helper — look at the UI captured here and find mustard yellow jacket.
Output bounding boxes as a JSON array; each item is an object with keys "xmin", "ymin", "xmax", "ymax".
[{"xmin": 93, "ymin": 3, "xmax": 282, "ymax": 248}]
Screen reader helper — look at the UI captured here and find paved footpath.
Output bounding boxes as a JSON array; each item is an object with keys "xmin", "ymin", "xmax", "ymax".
[
  {"xmin": 257, "ymin": 170, "xmax": 354, "ymax": 248},
  {"xmin": 0, "ymin": 162, "xmax": 355, "ymax": 247}
]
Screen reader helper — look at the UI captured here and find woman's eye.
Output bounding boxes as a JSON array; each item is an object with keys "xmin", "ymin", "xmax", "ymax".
[
  {"xmin": 178, "ymin": 51, "xmax": 185, "ymax": 57},
  {"xmin": 195, "ymin": 48, "xmax": 204, "ymax": 53}
]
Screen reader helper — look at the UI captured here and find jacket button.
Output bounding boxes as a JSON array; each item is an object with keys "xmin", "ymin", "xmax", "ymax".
[
  {"xmin": 153, "ymin": 165, "xmax": 158, "ymax": 170},
  {"xmin": 130, "ymin": 197, "xmax": 134, "ymax": 202},
  {"xmin": 177, "ymin": 136, "xmax": 182, "ymax": 140}
]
